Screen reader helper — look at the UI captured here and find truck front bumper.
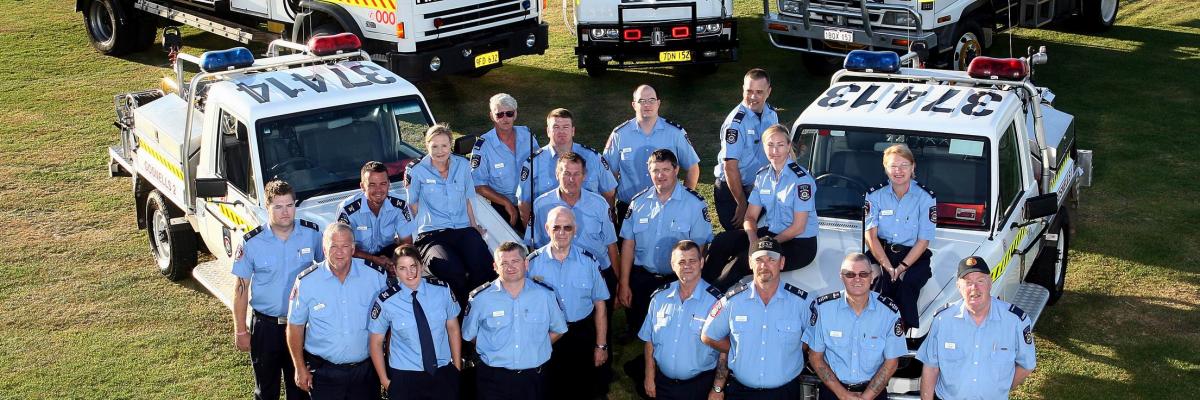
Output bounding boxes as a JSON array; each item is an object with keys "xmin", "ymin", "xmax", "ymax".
[
  {"xmin": 575, "ymin": 28, "xmax": 738, "ymax": 69},
  {"xmin": 762, "ymin": 8, "xmax": 937, "ymax": 58},
  {"xmin": 385, "ymin": 21, "xmax": 549, "ymax": 79}
]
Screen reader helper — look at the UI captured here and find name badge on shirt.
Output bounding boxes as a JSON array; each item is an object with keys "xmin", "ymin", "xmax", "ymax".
[
  {"xmin": 313, "ymin": 303, "xmax": 326, "ymax": 311},
  {"xmin": 300, "ymin": 248, "xmax": 311, "ymax": 254},
  {"xmin": 830, "ymin": 330, "xmax": 843, "ymax": 338},
  {"xmin": 357, "ymin": 226, "xmax": 369, "ymax": 231},
  {"xmin": 638, "ymin": 218, "xmax": 649, "ymax": 224},
  {"xmin": 748, "ymin": 129, "xmax": 756, "ymax": 137},
  {"xmin": 494, "ymin": 163, "xmax": 505, "ymax": 169},
  {"xmin": 759, "ymin": 189, "xmax": 771, "ymax": 194},
  {"xmin": 492, "ymin": 310, "xmax": 505, "ymax": 317},
  {"xmin": 734, "ymin": 315, "xmax": 748, "ymax": 322},
  {"xmin": 944, "ymin": 342, "xmax": 957, "ymax": 350},
  {"xmin": 881, "ymin": 209, "xmax": 895, "ymax": 216},
  {"xmin": 425, "ymin": 179, "xmax": 436, "ymax": 184},
  {"xmin": 620, "ymin": 148, "xmax": 633, "ymax": 159}
]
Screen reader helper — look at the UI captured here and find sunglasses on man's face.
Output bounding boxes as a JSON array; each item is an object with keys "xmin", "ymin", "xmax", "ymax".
[
  {"xmin": 494, "ymin": 110, "xmax": 516, "ymax": 119},
  {"xmin": 842, "ymin": 271, "xmax": 872, "ymax": 279}
]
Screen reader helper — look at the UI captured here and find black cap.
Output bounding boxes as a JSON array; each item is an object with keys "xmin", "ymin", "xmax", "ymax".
[
  {"xmin": 957, "ymin": 256, "xmax": 990, "ymax": 279},
  {"xmin": 750, "ymin": 236, "xmax": 782, "ymax": 260}
]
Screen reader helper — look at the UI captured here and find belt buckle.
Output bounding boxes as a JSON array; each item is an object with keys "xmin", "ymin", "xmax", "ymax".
[
  {"xmin": 889, "ymin": 243, "xmax": 904, "ymax": 253},
  {"xmin": 276, "ymin": 316, "xmax": 288, "ymax": 325}
]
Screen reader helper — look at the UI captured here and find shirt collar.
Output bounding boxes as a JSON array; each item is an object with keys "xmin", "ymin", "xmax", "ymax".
[
  {"xmin": 952, "ymin": 299, "xmax": 1001, "ymax": 322},
  {"xmin": 667, "ymin": 280, "xmax": 710, "ymax": 302},
  {"xmin": 837, "ymin": 290, "xmax": 877, "ymax": 313},
  {"xmin": 745, "ymin": 282, "xmax": 782, "ymax": 301}
]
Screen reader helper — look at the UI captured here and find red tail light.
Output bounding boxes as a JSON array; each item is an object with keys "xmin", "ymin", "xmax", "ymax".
[
  {"xmin": 623, "ymin": 29, "xmax": 642, "ymax": 41},
  {"xmin": 671, "ymin": 26, "xmax": 690, "ymax": 38}
]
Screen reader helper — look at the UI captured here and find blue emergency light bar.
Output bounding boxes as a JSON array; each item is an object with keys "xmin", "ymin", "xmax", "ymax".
[
  {"xmin": 843, "ymin": 50, "xmax": 901, "ymax": 73},
  {"xmin": 200, "ymin": 47, "xmax": 255, "ymax": 72}
]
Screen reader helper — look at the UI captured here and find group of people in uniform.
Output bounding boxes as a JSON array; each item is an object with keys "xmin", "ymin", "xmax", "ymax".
[{"xmin": 228, "ymin": 69, "xmax": 1037, "ymax": 400}]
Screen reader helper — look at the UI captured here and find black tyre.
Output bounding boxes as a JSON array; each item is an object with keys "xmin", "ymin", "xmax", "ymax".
[
  {"xmin": 1074, "ymin": 0, "xmax": 1119, "ymax": 32},
  {"xmin": 1028, "ymin": 211, "xmax": 1070, "ymax": 305},
  {"xmin": 83, "ymin": 0, "xmax": 155, "ymax": 55},
  {"xmin": 801, "ymin": 52, "xmax": 842, "ymax": 75},
  {"xmin": 948, "ymin": 20, "xmax": 984, "ymax": 71},
  {"xmin": 584, "ymin": 55, "xmax": 607, "ymax": 77},
  {"xmin": 145, "ymin": 190, "xmax": 197, "ymax": 281}
]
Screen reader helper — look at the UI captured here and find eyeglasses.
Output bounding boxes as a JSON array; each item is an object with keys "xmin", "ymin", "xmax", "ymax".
[
  {"xmin": 493, "ymin": 110, "xmax": 515, "ymax": 119},
  {"xmin": 842, "ymin": 271, "xmax": 872, "ymax": 279},
  {"xmin": 634, "ymin": 98, "xmax": 659, "ymax": 105},
  {"xmin": 550, "ymin": 225, "xmax": 575, "ymax": 232}
]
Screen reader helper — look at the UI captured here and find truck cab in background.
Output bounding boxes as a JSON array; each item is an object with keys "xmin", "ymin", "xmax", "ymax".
[{"xmin": 571, "ymin": 0, "xmax": 738, "ymax": 76}]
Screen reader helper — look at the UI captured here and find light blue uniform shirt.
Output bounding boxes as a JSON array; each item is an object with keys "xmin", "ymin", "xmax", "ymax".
[
  {"xmin": 807, "ymin": 291, "xmax": 909, "ymax": 384},
  {"xmin": 916, "ymin": 299, "xmax": 1037, "ymax": 400},
  {"xmin": 527, "ymin": 245, "xmax": 610, "ymax": 322},
  {"xmin": 515, "ymin": 143, "xmax": 617, "ymax": 204},
  {"xmin": 232, "ymin": 220, "xmax": 324, "ymax": 317},
  {"xmin": 702, "ymin": 282, "xmax": 812, "ymax": 389},
  {"xmin": 470, "ymin": 126, "xmax": 539, "ymax": 205},
  {"xmin": 336, "ymin": 193, "xmax": 415, "ymax": 254},
  {"xmin": 288, "ymin": 260, "xmax": 389, "ymax": 364},
  {"xmin": 619, "ymin": 183, "xmax": 713, "ymax": 275},
  {"xmin": 638, "ymin": 280, "xmax": 723, "ymax": 380},
  {"xmin": 714, "ymin": 104, "xmax": 778, "ymax": 186},
  {"xmin": 864, "ymin": 180, "xmax": 937, "ymax": 247},
  {"xmin": 462, "ymin": 278, "xmax": 569, "ymax": 369},
  {"xmin": 405, "ymin": 155, "xmax": 475, "ymax": 236},
  {"xmin": 749, "ymin": 160, "xmax": 819, "ymax": 238},
  {"xmin": 603, "ymin": 118, "xmax": 701, "ymax": 203},
  {"xmin": 368, "ymin": 278, "xmax": 461, "ymax": 371},
  {"xmin": 526, "ymin": 189, "xmax": 617, "ymax": 270}
]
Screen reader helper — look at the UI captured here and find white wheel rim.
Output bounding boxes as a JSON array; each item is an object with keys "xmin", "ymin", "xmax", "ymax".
[
  {"xmin": 1054, "ymin": 226, "xmax": 1067, "ymax": 286},
  {"xmin": 151, "ymin": 207, "xmax": 171, "ymax": 271},
  {"xmin": 1100, "ymin": 0, "xmax": 1118, "ymax": 23},
  {"xmin": 953, "ymin": 32, "xmax": 981, "ymax": 71}
]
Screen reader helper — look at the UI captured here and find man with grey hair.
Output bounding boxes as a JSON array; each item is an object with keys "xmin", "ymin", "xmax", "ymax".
[
  {"xmin": 527, "ymin": 207, "xmax": 610, "ymax": 399},
  {"xmin": 471, "ymin": 93, "xmax": 539, "ymax": 231},
  {"xmin": 286, "ymin": 222, "xmax": 389, "ymax": 399},
  {"xmin": 807, "ymin": 253, "xmax": 906, "ymax": 400},
  {"xmin": 463, "ymin": 241, "xmax": 568, "ymax": 400}
]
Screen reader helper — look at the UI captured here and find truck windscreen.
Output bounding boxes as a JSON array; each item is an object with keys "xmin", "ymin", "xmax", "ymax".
[
  {"xmin": 794, "ymin": 126, "xmax": 992, "ymax": 229},
  {"xmin": 256, "ymin": 99, "xmax": 431, "ymax": 201}
]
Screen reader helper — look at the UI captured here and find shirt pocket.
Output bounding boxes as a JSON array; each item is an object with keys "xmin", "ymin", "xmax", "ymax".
[
  {"xmin": 523, "ymin": 310, "xmax": 549, "ymax": 332},
  {"xmin": 669, "ymin": 219, "xmax": 691, "ymax": 234},
  {"xmin": 688, "ymin": 317, "xmax": 706, "ymax": 335},
  {"xmin": 989, "ymin": 344, "xmax": 1017, "ymax": 380},
  {"xmin": 572, "ymin": 279, "xmax": 594, "ymax": 301},
  {"xmin": 775, "ymin": 319, "xmax": 804, "ymax": 347},
  {"xmin": 485, "ymin": 313, "xmax": 512, "ymax": 330},
  {"xmin": 252, "ymin": 261, "xmax": 279, "ymax": 285},
  {"xmin": 861, "ymin": 336, "xmax": 886, "ymax": 366}
]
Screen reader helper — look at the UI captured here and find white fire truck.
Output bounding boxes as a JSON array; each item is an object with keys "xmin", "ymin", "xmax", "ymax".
[
  {"xmin": 78, "ymin": 0, "xmax": 549, "ymax": 79},
  {"xmin": 569, "ymin": 0, "xmax": 738, "ymax": 76},
  {"xmin": 761, "ymin": 0, "xmax": 1119, "ymax": 72},
  {"xmin": 105, "ymin": 36, "xmax": 519, "ymax": 305},
  {"xmin": 780, "ymin": 49, "xmax": 1091, "ymax": 397}
]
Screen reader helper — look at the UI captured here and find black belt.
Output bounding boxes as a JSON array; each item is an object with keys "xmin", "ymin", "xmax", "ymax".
[
  {"xmin": 656, "ymin": 369, "xmax": 714, "ymax": 384},
  {"xmin": 843, "ymin": 381, "xmax": 870, "ymax": 392},
  {"xmin": 305, "ymin": 352, "xmax": 368, "ymax": 369},
  {"xmin": 635, "ymin": 265, "xmax": 676, "ymax": 280},
  {"xmin": 879, "ymin": 239, "xmax": 912, "ymax": 254},
  {"xmin": 416, "ymin": 228, "xmax": 452, "ymax": 243},
  {"xmin": 481, "ymin": 363, "xmax": 543, "ymax": 375},
  {"xmin": 253, "ymin": 310, "xmax": 287, "ymax": 325}
]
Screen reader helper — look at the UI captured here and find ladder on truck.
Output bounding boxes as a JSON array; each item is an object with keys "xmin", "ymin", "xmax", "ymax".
[{"xmin": 134, "ymin": 0, "xmax": 281, "ymax": 44}]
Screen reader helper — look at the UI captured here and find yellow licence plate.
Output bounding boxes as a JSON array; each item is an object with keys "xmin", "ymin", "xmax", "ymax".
[
  {"xmin": 659, "ymin": 50, "xmax": 692, "ymax": 63},
  {"xmin": 474, "ymin": 51, "xmax": 500, "ymax": 68}
]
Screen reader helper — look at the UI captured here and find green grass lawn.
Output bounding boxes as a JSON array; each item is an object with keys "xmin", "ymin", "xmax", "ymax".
[{"xmin": 1, "ymin": 0, "xmax": 1197, "ymax": 398}]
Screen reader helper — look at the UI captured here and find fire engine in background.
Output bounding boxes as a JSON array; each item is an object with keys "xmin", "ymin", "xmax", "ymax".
[
  {"xmin": 567, "ymin": 0, "xmax": 738, "ymax": 76},
  {"xmin": 105, "ymin": 35, "xmax": 519, "ymax": 305},
  {"xmin": 781, "ymin": 49, "xmax": 1091, "ymax": 397},
  {"xmin": 761, "ymin": 0, "xmax": 1119, "ymax": 73},
  {"xmin": 78, "ymin": 0, "xmax": 549, "ymax": 79}
]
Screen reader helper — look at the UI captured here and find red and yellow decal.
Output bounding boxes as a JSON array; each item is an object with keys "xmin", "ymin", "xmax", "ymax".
[{"xmin": 321, "ymin": 0, "xmax": 396, "ymax": 12}]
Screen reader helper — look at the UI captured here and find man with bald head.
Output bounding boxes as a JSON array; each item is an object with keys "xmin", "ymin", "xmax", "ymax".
[
  {"xmin": 527, "ymin": 206, "xmax": 611, "ymax": 399},
  {"xmin": 604, "ymin": 84, "xmax": 702, "ymax": 230}
]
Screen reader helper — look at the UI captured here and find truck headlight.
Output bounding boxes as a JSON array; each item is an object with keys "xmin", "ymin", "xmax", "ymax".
[
  {"xmin": 590, "ymin": 28, "xmax": 618, "ymax": 39},
  {"xmin": 780, "ymin": 0, "xmax": 802, "ymax": 14},
  {"xmin": 697, "ymin": 23, "xmax": 722, "ymax": 35},
  {"xmin": 882, "ymin": 11, "xmax": 918, "ymax": 27}
]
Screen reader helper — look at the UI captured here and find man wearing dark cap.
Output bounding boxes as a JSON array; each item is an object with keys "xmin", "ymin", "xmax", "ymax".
[
  {"xmin": 701, "ymin": 237, "xmax": 812, "ymax": 399},
  {"xmin": 916, "ymin": 256, "xmax": 1037, "ymax": 400}
]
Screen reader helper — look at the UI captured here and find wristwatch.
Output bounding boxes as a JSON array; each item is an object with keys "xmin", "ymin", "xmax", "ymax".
[
  {"xmin": 712, "ymin": 385, "xmax": 724, "ymax": 393},
  {"xmin": 595, "ymin": 344, "xmax": 609, "ymax": 350}
]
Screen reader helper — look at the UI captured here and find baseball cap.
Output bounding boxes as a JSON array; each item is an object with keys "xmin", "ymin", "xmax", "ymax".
[
  {"xmin": 957, "ymin": 256, "xmax": 990, "ymax": 279},
  {"xmin": 751, "ymin": 236, "xmax": 782, "ymax": 261}
]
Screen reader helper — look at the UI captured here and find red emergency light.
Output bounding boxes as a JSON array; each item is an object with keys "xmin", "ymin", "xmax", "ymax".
[
  {"xmin": 967, "ymin": 56, "xmax": 1028, "ymax": 80},
  {"xmin": 308, "ymin": 33, "xmax": 362, "ymax": 56}
]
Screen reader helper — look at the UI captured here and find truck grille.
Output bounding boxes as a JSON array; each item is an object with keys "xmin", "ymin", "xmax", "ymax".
[
  {"xmin": 423, "ymin": 0, "xmax": 532, "ymax": 36},
  {"xmin": 810, "ymin": 0, "xmax": 863, "ymax": 8}
]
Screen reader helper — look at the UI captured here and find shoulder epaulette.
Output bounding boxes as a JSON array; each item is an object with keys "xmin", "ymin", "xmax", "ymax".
[
  {"xmin": 755, "ymin": 164, "xmax": 771, "ymax": 176},
  {"xmin": 632, "ymin": 187, "xmax": 652, "ymax": 201},
  {"xmin": 877, "ymin": 294, "xmax": 900, "ymax": 313},
  {"xmin": 784, "ymin": 283, "xmax": 809, "ymax": 299},
  {"xmin": 724, "ymin": 282, "xmax": 750, "ymax": 299},
  {"xmin": 472, "ymin": 136, "xmax": 486, "ymax": 150},
  {"xmin": 378, "ymin": 282, "xmax": 404, "ymax": 302},
  {"xmin": 343, "ymin": 198, "xmax": 362, "ymax": 215},
  {"xmin": 403, "ymin": 160, "xmax": 419, "ymax": 186},
  {"xmin": 816, "ymin": 291, "xmax": 842, "ymax": 305},
  {"xmin": 468, "ymin": 281, "xmax": 493, "ymax": 300},
  {"xmin": 530, "ymin": 278, "xmax": 555, "ymax": 292},
  {"xmin": 580, "ymin": 249, "xmax": 598, "ymax": 263},
  {"xmin": 362, "ymin": 259, "xmax": 386, "ymax": 275},
  {"xmin": 529, "ymin": 148, "xmax": 544, "ymax": 161},
  {"xmin": 705, "ymin": 285, "xmax": 723, "ymax": 299},
  {"xmin": 243, "ymin": 225, "xmax": 264, "ymax": 241},
  {"xmin": 424, "ymin": 276, "xmax": 448, "ymax": 287},
  {"xmin": 578, "ymin": 143, "xmax": 601, "ymax": 155},
  {"xmin": 915, "ymin": 181, "xmax": 936, "ymax": 198},
  {"xmin": 1008, "ymin": 304, "xmax": 1028, "ymax": 321},
  {"xmin": 932, "ymin": 302, "xmax": 953, "ymax": 317},
  {"xmin": 662, "ymin": 118, "xmax": 684, "ymax": 130},
  {"xmin": 866, "ymin": 182, "xmax": 888, "ymax": 194},
  {"xmin": 526, "ymin": 247, "xmax": 545, "ymax": 262},
  {"xmin": 683, "ymin": 187, "xmax": 705, "ymax": 202},
  {"xmin": 650, "ymin": 283, "xmax": 671, "ymax": 299},
  {"xmin": 388, "ymin": 196, "xmax": 406, "ymax": 209},
  {"xmin": 612, "ymin": 119, "xmax": 632, "ymax": 133},
  {"xmin": 298, "ymin": 219, "xmax": 319, "ymax": 231},
  {"xmin": 297, "ymin": 263, "xmax": 320, "ymax": 280},
  {"xmin": 731, "ymin": 110, "xmax": 745, "ymax": 124},
  {"xmin": 788, "ymin": 162, "xmax": 807, "ymax": 178}
]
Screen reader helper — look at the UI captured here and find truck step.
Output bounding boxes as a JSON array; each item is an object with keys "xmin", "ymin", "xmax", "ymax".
[
  {"xmin": 135, "ymin": 0, "xmax": 280, "ymax": 44},
  {"xmin": 192, "ymin": 259, "xmax": 236, "ymax": 309},
  {"xmin": 1017, "ymin": 0, "xmax": 1056, "ymax": 28},
  {"xmin": 1010, "ymin": 282, "xmax": 1051, "ymax": 328}
]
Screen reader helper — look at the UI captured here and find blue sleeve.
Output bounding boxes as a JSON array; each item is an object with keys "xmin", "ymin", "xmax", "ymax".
[
  {"xmin": 600, "ymin": 215, "xmax": 618, "ymax": 247},
  {"xmin": 312, "ymin": 228, "xmax": 326, "ymax": 263},
  {"xmin": 593, "ymin": 153, "xmax": 618, "ymax": 193},
  {"xmin": 748, "ymin": 176, "xmax": 765, "ymax": 208},
  {"xmin": 721, "ymin": 119, "xmax": 745, "ymax": 161},
  {"xmin": 395, "ymin": 207, "xmax": 416, "ymax": 240},
  {"xmin": 287, "ymin": 280, "xmax": 309, "ymax": 324},
  {"xmin": 618, "ymin": 206, "xmax": 636, "ymax": 240},
  {"xmin": 406, "ymin": 168, "xmax": 423, "ymax": 206},
  {"xmin": 461, "ymin": 296, "xmax": 482, "ymax": 341},
  {"xmin": 470, "ymin": 140, "xmax": 488, "ymax": 186},
  {"xmin": 590, "ymin": 260, "xmax": 610, "ymax": 302},
  {"xmin": 884, "ymin": 316, "xmax": 908, "ymax": 359},
  {"xmin": 368, "ymin": 300, "xmax": 389, "ymax": 334},
  {"xmin": 805, "ymin": 302, "xmax": 824, "ymax": 351},
  {"xmin": 794, "ymin": 176, "xmax": 816, "ymax": 213},
  {"xmin": 915, "ymin": 319, "xmax": 939, "ymax": 366},
  {"xmin": 231, "ymin": 243, "xmax": 252, "ymax": 279},
  {"xmin": 548, "ymin": 292, "xmax": 569, "ymax": 334},
  {"xmin": 516, "ymin": 157, "xmax": 533, "ymax": 204},
  {"xmin": 864, "ymin": 191, "xmax": 879, "ymax": 231},
  {"xmin": 1015, "ymin": 317, "xmax": 1036, "ymax": 370},
  {"xmin": 445, "ymin": 289, "xmax": 462, "ymax": 321},
  {"xmin": 674, "ymin": 129, "xmax": 701, "ymax": 169},
  {"xmin": 637, "ymin": 296, "xmax": 656, "ymax": 342},
  {"xmin": 701, "ymin": 297, "xmax": 732, "ymax": 341},
  {"xmin": 917, "ymin": 192, "xmax": 937, "ymax": 241},
  {"xmin": 691, "ymin": 204, "xmax": 714, "ymax": 246},
  {"xmin": 602, "ymin": 132, "xmax": 620, "ymax": 174}
]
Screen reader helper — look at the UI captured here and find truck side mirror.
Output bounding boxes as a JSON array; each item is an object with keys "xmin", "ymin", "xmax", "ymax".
[
  {"xmin": 196, "ymin": 177, "xmax": 229, "ymax": 198},
  {"xmin": 1023, "ymin": 192, "xmax": 1058, "ymax": 221},
  {"xmin": 454, "ymin": 134, "xmax": 478, "ymax": 156}
]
